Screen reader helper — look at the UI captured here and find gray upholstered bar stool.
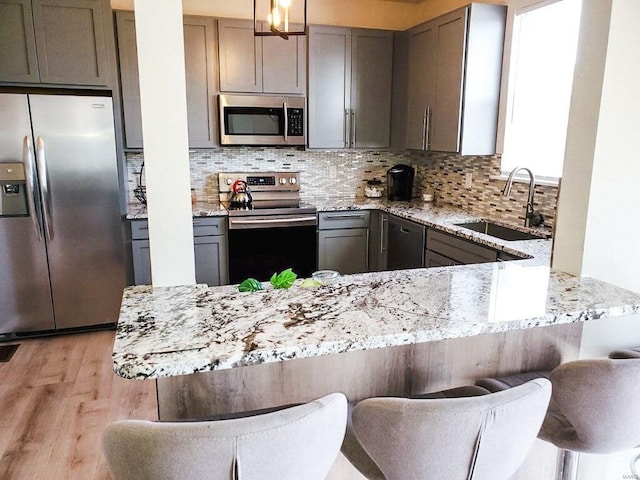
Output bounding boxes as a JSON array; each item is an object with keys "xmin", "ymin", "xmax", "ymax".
[
  {"xmin": 102, "ymin": 392, "xmax": 347, "ymax": 480},
  {"xmin": 341, "ymin": 379, "xmax": 551, "ymax": 480},
  {"xmin": 476, "ymin": 358, "xmax": 640, "ymax": 480},
  {"xmin": 609, "ymin": 346, "xmax": 640, "ymax": 359}
]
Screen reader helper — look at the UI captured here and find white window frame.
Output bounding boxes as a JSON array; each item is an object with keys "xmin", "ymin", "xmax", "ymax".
[{"xmin": 495, "ymin": 0, "xmax": 579, "ymax": 185}]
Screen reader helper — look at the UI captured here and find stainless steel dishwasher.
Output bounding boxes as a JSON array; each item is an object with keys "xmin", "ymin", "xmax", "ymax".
[{"xmin": 386, "ymin": 214, "xmax": 426, "ymax": 270}]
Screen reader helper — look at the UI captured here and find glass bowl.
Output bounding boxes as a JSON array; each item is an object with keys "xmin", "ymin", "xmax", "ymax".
[{"xmin": 312, "ymin": 270, "xmax": 340, "ymax": 285}]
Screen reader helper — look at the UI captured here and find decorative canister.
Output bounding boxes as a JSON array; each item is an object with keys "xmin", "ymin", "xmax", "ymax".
[{"xmin": 365, "ymin": 178, "xmax": 383, "ymax": 198}]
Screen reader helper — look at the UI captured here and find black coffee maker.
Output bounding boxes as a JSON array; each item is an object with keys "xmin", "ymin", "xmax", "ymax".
[{"xmin": 387, "ymin": 164, "xmax": 415, "ymax": 201}]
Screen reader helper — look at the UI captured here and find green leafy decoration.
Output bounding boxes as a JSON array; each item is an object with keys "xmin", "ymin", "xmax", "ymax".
[
  {"xmin": 269, "ymin": 268, "xmax": 297, "ymax": 289},
  {"xmin": 238, "ymin": 278, "xmax": 264, "ymax": 292}
]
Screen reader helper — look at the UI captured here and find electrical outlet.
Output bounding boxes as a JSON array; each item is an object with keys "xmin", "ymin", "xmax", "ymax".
[
  {"xmin": 465, "ymin": 172, "xmax": 473, "ymax": 189},
  {"xmin": 329, "ymin": 165, "xmax": 337, "ymax": 179}
]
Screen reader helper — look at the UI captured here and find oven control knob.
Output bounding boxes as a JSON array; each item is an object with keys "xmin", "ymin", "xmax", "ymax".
[
  {"xmin": 289, "ymin": 177, "xmax": 297, "ymax": 185},
  {"xmin": 279, "ymin": 178, "xmax": 287, "ymax": 185},
  {"xmin": 226, "ymin": 178, "xmax": 233, "ymax": 185}
]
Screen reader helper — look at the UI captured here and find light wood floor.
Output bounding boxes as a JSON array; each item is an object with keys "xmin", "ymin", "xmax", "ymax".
[{"xmin": 0, "ymin": 330, "xmax": 157, "ymax": 480}]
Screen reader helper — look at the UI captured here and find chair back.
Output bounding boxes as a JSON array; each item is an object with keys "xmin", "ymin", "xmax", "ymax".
[
  {"xmin": 540, "ymin": 358, "xmax": 640, "ymax": 453},
  {"xmin": 103, "ymin": 392, "xmax": 347, "ymax": 480},
  {"xmin": 351, "ymin": 379, "xmax": 551, "ymax": 480}
]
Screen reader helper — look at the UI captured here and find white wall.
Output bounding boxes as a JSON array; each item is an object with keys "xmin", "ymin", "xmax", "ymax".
[
  {"xmin": 549, "ymin": 1, "xmax": 640, "ymax": 474},
  {"xmin": 135, "ymin": 0, "xmax": 195, "ymax": 287},
  {"xmin": 552, "ymin": 0, "xmax": 640, "ymax": 295}
]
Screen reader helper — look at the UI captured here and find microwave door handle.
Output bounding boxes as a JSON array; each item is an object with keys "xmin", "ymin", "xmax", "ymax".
[{"xmin": 283, "ymin": 102, "xmax": 288, "ymax": 141}]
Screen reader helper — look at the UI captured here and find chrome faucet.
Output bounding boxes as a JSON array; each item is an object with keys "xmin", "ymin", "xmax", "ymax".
[{"xmin": 502, "ymin": 167, "xmax": 544, "ymax": 227}]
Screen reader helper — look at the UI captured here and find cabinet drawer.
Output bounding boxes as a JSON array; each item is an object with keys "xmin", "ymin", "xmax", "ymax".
[
  {"xmin": 425, "ymin": 249, "xmax": 459, "ymax": 268},
  {"xmin": 130, "ymin": 220, "xmax": 149, "ymax": 240},
  {"xmin": 318, "ymin": 211, "xmax": 370, "ymax": 230},
  {"xmin": 192, "ymin": 217, "xmax": 227, "ymax": 237},
  {"xmin": 427, "ymin": 229, "xmax": 497, "ymax": 265},
  {"xmin": 131, "ymin": 217, "xmax": 228, "ymax": 240}
]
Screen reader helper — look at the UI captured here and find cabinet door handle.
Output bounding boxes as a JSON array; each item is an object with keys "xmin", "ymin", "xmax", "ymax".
[
  {"xmin": 344, "ymin": 109, "xmax": 350, "ymax": 148},
  {"xmin": 422, "ymin": 107, "xmax": 428, "ymax": 150},
  {"xmin": 426, "ymin": 107, "xmax": 432, "ymax": 150},
  {"xmin": 351, "ymin": 109, "xmax": 356, "ymax": 148},
  {"xmin": 365, "ymin": 228, "xmax": 370, "ymax": 271},
  {"xmin": 380, "ymin": 215, "xmax": 387, "ymax": 253},
  {"xmin": 400, "ymin": 226, "xmax": 410, "ymax": 234},
  {"xmin": 325, "ymin": 214, "xmax": 365, "ymax": 220}
]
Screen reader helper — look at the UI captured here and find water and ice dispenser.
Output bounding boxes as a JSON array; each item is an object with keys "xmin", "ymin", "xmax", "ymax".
[{"xmin": 0, "ymin": 163, "xmax": 29, "ymax": 217}]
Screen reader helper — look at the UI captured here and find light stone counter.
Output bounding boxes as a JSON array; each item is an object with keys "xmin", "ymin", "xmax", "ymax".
[
  {"xmin": 125, "ymin": 201, "xmax": 227, "ymax": 219},
  {"xmin": 113, "ymin": 263, "xmax": 640, "ymax": 380},
  {"xmin": 126, "ymin": 196, "xmax": 552, "ymax": 261}
]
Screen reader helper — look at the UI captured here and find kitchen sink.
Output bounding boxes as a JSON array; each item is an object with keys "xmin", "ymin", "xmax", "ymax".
[{"xmin": 455, "ymin": 221, "xmax": 550, "ymax": 241}]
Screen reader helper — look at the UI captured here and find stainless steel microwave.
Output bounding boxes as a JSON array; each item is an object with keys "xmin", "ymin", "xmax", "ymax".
[{"xmin": 218, "ymin": 94, "xmax": 305, "ymax": 146}]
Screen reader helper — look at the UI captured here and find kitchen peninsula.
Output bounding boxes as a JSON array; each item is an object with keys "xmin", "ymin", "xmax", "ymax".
[
  {"xmin": 115, "ymin": 199, "xmax": 640, "ymax": 477},
  {"xmin": 114, "ymin": 200, "xmax": 640, "ymax": 425}
]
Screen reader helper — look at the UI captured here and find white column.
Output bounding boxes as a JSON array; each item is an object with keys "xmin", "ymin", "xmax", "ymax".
[
  {"xmin": 552, "ymin": 0, "xmax": 640, "ymax": 294},
  {"xmin": 554, "ymin": 3, "xmax": 640, "ymax": 475},
  {"xmin": 134, "ymin": 0, "xmax": 196, "ymax": 287}
]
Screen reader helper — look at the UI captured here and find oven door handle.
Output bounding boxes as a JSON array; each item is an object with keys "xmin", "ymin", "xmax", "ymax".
[{"xmin": 229, "ymin": 216, "xmax": 317, "ymax": 228}]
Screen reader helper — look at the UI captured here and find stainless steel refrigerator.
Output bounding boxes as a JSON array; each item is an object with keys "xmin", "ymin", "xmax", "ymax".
[{"xmin": 0, "ymin": 93, "xmax": 125, "ymax": 336}]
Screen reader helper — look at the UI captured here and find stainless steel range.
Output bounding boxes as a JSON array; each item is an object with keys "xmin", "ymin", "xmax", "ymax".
[{"xmin": 218, "ymin": 172, "xmax": 317, "ymax": 283}]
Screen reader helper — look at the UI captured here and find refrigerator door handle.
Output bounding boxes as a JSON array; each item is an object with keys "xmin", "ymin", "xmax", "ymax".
[
  {"xmin": 23, "ymin": 136, "xmax": 43, "ymax": 241},
  {"xmin": 35, "ymin": 136, "xmax": 54, "ymax": 241}
]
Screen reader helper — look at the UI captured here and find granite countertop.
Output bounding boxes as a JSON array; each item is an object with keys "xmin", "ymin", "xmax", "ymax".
[
  {"xmin": 113, "ymin": 264, "xmax": 640, "ymax": 379},
  {"xmin": 114, "ymin": 197, "xmax": 603, "ymax": 380},
  {"xmin": 126, "ymin": 201, "xmax": 227, "ymax": 219},
  {"xmin": 125, "ymin": 196, "xmax": 552, "ymax": 261}
]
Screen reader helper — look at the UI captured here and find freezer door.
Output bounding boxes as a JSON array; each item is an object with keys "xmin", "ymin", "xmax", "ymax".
[
  {"xmin": 0, "ymin": 94, "xmax": 56, "ymax": 335},
  {"xmin": 28, "ymin": 95, "xmax": 125, "ymax": 329}
]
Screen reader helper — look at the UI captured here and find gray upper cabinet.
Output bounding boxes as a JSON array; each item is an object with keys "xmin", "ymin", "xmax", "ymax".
[
  {"xmin": 183, "ymin": 17, "xmax": 218, "ymax": 147},
  {"xmin": 115, "ymin": 12, "xmax": 218, "ymax": 149},
  {"xmin": 218, "ymin": 19, "xmax": 305, "ymax": 95},
  {"xmin": 218, "ymin": 19, "xmax": 262, "ymax": 93},
  {"xmin": 405, "ymin": 4, "xmax": 506, "ymax": 155},
  {"xmin": 115, "ymin": 12, "xmax": 142, "ymax": 148},
  {"xmin": 262, "ymin": 28, "xmax": 306, "ymax": 94},
  {"xmin": 0, "ymin": 0, "xmax": 110, "ymax": 86},
  {"xmin": 0, "ymin": 0, "xmax": 39, "ymax": 83},
  {"xmin": 308, "ymin": 26, "xmax": 393, "ymax": 149}
]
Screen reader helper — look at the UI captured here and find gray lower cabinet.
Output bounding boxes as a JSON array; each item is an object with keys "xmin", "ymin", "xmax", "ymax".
[
  {"xmin": 317, "ymin": 211, "xmax": 370, "ymax": 275},
  {"xmin": 115, "ymin": 12, "xmax": 217, "ymax": 148},
  {"xmin": 131, "ymin": 218, "xmax": 229, "ymax": 286},
  {"xmin": 217, "ymin": 19, "xmax": 305, "ymax": 95},
  {"xmin": 368, "ymin": 211, "xmax": 388, "ymax": 272},
  {"xmin": 425, "ymin": 229, "xmax": 497, "ymax": 267},
  {"xmin": 308, "ymin": 26, "xmax": 393, "ymax": 149},
  {"xmin": 0, "ymin": 0, "xmax": 110, "ymax": 86},
  {"xmin": 387, "ymin": 214, "xmax": 425, "ymax": 270}
]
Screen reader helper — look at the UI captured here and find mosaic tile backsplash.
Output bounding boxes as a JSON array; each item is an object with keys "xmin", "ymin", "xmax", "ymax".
[{"xmin": 126, "ymin": 147, "xmax": 558, "ymax": 228}]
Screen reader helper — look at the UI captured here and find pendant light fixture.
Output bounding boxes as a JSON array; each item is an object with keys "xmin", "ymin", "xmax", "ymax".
[{"xmin": 254, "ymin": 0, "xmax": 307, "ymax": 40}]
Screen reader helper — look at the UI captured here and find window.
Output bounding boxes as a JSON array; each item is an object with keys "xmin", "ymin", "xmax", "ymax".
[{"xmin": 501, "ymin": 0, "xmax": 582, "ymax": 179}]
